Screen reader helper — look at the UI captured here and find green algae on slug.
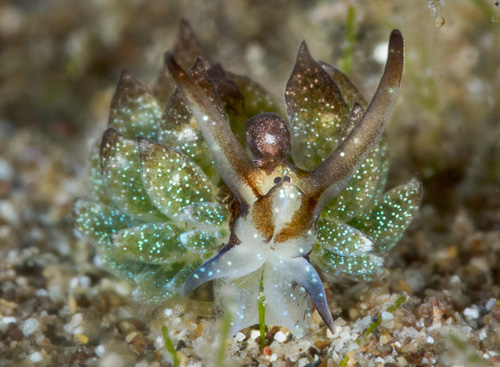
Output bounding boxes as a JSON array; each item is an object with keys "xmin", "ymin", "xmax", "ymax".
[{"xmin": 74, "ymin": 20, "xmax": 422, "ymax": 337}]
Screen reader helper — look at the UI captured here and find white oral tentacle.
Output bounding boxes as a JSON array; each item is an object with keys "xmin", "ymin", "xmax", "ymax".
[
  {"xmin": 180, "ymin": 241, "xmax": 267, "ymax": 296},
  {"xmin": 263, "ymin": 259, "xmax": 312, "ymax": 337},
  {"xmin": 264, "ymin": 256, "xmax": 334, "ymax": 334}
]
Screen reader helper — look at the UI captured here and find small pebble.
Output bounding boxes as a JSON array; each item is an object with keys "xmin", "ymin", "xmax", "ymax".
[
  {"xmin": 381, "ymin": 312, "xmax": 394, "ymax": 321},
  {"xmin": 313, "ymin": 339, "xmax": 330, "ymax": 350},
  {"xmin": 274, "ymin": 331, "xmax": 287, "ymax": 343},
  {"xmin": 7, "ymin": 324, "xmax": 24, "ymax": 341},
  {"xmin": 0, "ymin": 201, "xmax": 19, "ymax": 225},
  {"xmin": 126, "ymin": 331, "xmax": 138, "ymax": 343},
  {"xmin": 250, "ymin": 329, "xmax": 260, "ymax": 339},
  {"xmin": 64, "ymin": 313, "xmax": 83, "ymax": 334},
  {"xmin": 194, "ymin": 323, "xmax": 205, "ymax": 338},
  {"xmin": 29, "ymin": 352, "xmax": 43, "ymax": 363},
  {"xmin": 75, "ymin": 334, "xmax": 89, "ymax": 344},
  {"xmin": 117, "ymin": 307, "xmax": 133, "ymax": 319},
  {"xmin": 379, "ymin": 331, "xmax": 392, "ymax": 344},
  {"xmin": 0, "ymin": 158, "xmax": 13, "ymax": 180},
  {"xmin": 100, "ymin": 353, "xmax": 126, "ymax": 366},
  {"xmin": 470, "ymin": 257, "xmax": 489, "ymax": 272},
  {"xmin": 463, "ymin": 306, "xmax": 479, "ymax": 319},
  {"xmin": 79, "ymin": 275, "xmax": 91, "ymax": 288},
  {"xmin": 0, "ymin": 316, "xmax": 17, "ymax": 331},
  {"xmin": 435, "ymin": 16, "xmax": 445, "ymax": 28},
  {"xmin": 485, "ymin": 298, "xmax": 496, "ymax": 311},
  {"xmin": 68, "ymin": 295, "xmax": 77, "ymax": 314},
  {"xmin": 416, "ymin": 318, "xmax": 424, "ymax": 328},
  {"xmin": 235, "ymin": 332, "xmax": 246, "ymax": 342},
  {"xmin": 95, "ymin": 345, "xmax": 106, "ymax": 358},
  {"xmin": 22, "ymin": 318, "xmax": 40, "ymax": 336},
  {"xmin": 176, "ymin": 339, "xmax": 187, "ymax": 350}
]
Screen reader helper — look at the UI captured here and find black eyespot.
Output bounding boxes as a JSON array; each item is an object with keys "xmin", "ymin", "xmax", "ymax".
[
  {"xmin": 283, "ymin": 176, "xmax": 291, "ymax": 183},
  {"xmin": 274, "ymin": 177, "xmax": 281, "ymax": 184}
]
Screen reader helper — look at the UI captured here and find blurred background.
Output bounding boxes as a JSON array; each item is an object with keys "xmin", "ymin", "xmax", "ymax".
[
  {"xmin": 0, "ymin": 0, "xmax": 499, "ymax": 365},
  {"xmin": 1, "ymin": 0, "xmax": 499, "ymax": 210}
]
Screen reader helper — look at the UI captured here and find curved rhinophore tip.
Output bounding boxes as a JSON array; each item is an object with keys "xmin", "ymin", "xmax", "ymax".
[
  {"xmin": 384, "ymin": 29, "xmax": 404, "ymax": 89},
  {"xmin": 390, "ymin": 29, "xmax": 403, "ymax": 51}
]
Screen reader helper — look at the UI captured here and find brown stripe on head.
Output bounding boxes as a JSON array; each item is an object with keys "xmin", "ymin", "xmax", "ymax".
[
  {"xmin": 251, "ymin": 194, "xmax": 275, "ymax": 242},
  {"xmin": 273, "ymin": 194, "xmax": 318, "ymax": 244}
]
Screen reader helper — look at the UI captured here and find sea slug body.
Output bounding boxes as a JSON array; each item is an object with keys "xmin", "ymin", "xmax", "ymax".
[{"xmin": 74, "ymin": 20, "xmax": 422, "ymax": 337}]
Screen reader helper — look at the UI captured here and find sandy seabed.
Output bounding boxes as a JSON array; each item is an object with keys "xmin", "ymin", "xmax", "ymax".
[{"xmin": 0, "ymin": 1, "xmax": 499, "ymax": 366}]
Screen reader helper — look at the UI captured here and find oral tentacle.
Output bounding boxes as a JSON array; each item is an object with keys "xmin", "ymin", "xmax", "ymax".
[
  {"xmin": 164, "ymin": 54, "xmax": 259, "ymax": 204},
  {"xmin": 263, "ymin": 260, "xmax": 313, "ymax": 337},
  {"xmin": 265, "ymin": 256, "xmax": 335, "ymax": 334},
  {"xmin": 214, "ymin": 269, "xmax": 262, "ymax": 337},
  {"xmin": 308, "ymin": 30, "xmax": 404, "ymax": 208},
  {"xmin": 180, "ymin": 240, "xmax": 267, "ymax": 296}
]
